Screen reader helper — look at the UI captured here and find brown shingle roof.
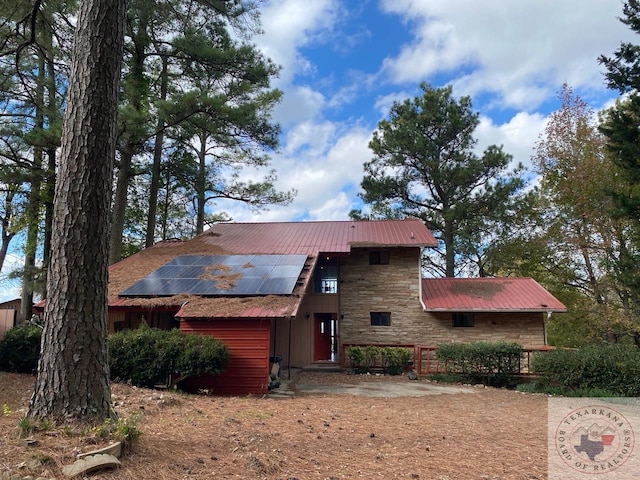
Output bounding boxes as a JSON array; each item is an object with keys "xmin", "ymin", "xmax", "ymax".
[{"xmin": 421, "ymin": 277, "xmax": 566, "ymax": 312}]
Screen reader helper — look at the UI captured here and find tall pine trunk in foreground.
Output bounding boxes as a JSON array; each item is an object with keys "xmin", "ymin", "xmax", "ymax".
[{"xmin": 29, "ymin": 0, "xmax": 127, "ymax": 422}]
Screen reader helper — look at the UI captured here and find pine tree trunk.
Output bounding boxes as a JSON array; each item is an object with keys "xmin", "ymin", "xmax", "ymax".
[
  {"xmin": 109, "ymin": 148, "xmax": 132, "ymax": 265},
  {"xmin": 0, "ymin": 189, "xmax": 16, "ymax": 273},
  {"xmin": 29, "ymin": 0, "xmax": 127, "ymax": 422},
  {"xmin": 145, "ymin": 54, "xmax": 168, "ymax": 248},
  {"xmin": 20, "ymin": 52, "xmax": 45, "ymax": 325},
  {"xmin": 443, "ymin": 220, "xmax": 455, "ymax": 278},
  {"xmin": 196, "ymin": 131, "xmax": 207, "ymax": 234}
]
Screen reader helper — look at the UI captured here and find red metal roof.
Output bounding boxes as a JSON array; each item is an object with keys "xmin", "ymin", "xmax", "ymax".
[
  {"xmin": 196, "ymin": 219, "xmax": 437, "ymax": 254},
  {"xmin": 421, "ymin": 277, "xmax": 566, "ymax": 312}
]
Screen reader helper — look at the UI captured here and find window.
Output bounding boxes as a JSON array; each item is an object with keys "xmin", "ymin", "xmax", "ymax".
[
  {"xmin": 369, "ymin": 250, "xmax": 390, "ymax": 265},
  {"xmin": 452, "ymin": 313, "xmax": 474, "ymax": 327},
  {"xmin": 313, "ymin": 256, "xmax": 338, "ymax": 293},
  {"xmin": 370, "ymin": 311, "xmax": 391, "ymax": 326}
]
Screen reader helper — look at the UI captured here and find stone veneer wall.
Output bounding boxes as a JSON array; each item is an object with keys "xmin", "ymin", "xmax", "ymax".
[
  {"xmin": 338, "ymin": 247, "xmax": 546, "ymax": 349},
  {"xmin": 339, "ymin": 248, "xmax": 423, "ymax": 345},
  {"xmin": 427, "ymin": 312, "xmax": 545, "ymax": 347}
]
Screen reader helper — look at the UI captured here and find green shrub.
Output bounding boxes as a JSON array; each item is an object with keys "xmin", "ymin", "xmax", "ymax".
[
  {"xmin": 381, "ymin": 347, "xmax": 413, "ymax": 375},
  {"xmin": 346, "ymin": 346, "xmax": 364, "ymax": 371},
  {"xmin": 0, "ymin": 324, "xmax": 42, "ymax": 373},
  {"xmin": 108, "ymin": 326, "xmax": 230, "ymax": 388},
  {"xmin": 346, "ymin": 345, "xmax": 412, "ymax": 374},
  {"xmin": 173, "ymin": 332, "xmax": 230, "ymax": 383},
  {"xmin": 364, "ymin": 345, "xmax": 380, "ymax": 371},
  {"xmin": 435, "ymin": 341, "xmax": 523, "ymax": 388},
  {"xmin": 531, "ymin": 344, "xmax": 640, "ymax": 396},
  {"xmin": 108, "ymin": 326, "xmax": 177, "ymax": 387}
]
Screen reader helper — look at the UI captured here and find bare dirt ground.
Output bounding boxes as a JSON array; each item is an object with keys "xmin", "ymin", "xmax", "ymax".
[{"xmin": 0, "ymin": 371, "xmax": 548, "ymax": 479}]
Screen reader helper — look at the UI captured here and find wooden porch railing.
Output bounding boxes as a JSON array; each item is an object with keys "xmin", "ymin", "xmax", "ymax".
[
  {"xmin": 415, "ymin": 345, "xmax": 555, "ymax": 375},
  {"xmin": 342, "ymin": 343, "xmax": 555, "ymax": 375}
]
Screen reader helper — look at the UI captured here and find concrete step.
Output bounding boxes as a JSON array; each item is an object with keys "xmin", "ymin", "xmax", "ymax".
[{"xmin": 302, "ymin": 363, "xmax": 344, "ymax": 372}]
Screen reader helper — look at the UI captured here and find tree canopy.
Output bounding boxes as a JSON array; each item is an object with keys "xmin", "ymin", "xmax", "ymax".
[
  {"xmin": 0, "ymin": 0, "xmax": 293, "ymax": 298},
  {"xmin": 108, "ymin": 0, "xmax": 293, "ymax": 264},
  {"xmin": 488, "ymin": 84, "xmax": 640, "ymax": 346},
  {"xmin": 358, "ymin": 83, "xmax": 530, "ymax": 277},
  {"xmin": 599, "ymin": 0, "xmax": 640, "ymax": 221},
  {"xmin": 597, "ymin": 0, "xmax": 640, "ymax": 327}
]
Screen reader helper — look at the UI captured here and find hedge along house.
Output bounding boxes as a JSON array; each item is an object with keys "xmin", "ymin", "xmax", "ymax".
[{"xmin": 105, "ymin": 219, "xmax": 565, "ymax": 395}]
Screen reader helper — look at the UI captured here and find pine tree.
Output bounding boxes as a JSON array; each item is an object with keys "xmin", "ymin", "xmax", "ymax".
[
  {"xmin": 360, "ymin": 83, "xmax": 528, "ymax": 277},
  {"xmin": 29, "ymin": 0, "xmax": 126, "ymax": 421}
]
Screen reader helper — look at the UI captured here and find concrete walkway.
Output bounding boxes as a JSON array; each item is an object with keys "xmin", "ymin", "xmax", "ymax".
[
  {"xmin": 269, "ymin": 372, "xmax": 475, "ymax": 398},
  {"xmin": 291, "ymin": 380, "xmax": 474, "ymax": 397}
]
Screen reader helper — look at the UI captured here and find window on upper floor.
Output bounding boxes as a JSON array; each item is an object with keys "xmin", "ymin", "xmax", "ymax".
[
  {"xmin": 452, "ymin": 312, "xmax": 474, "ymax": 327},
  {"xmin": 313, "ymin": 256, "xmax": 338, "ymax": 294},
  {"xmin": 370, "ymin": 311, "xmax": 391, "ymax": 326},
  {"xmin": 369, "ymin": 250, "xmax": 390, "ymax": 265}
]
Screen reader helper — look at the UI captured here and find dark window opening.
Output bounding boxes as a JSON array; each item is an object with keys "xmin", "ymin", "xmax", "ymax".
[
  {"xmin": 452, "ymin": 313, "xmax": 474, "ymax": 327},
  {"xmin": 369, "ymin": 250, "xmax": 390, "ymax": 265},
  {"xmin": 370, "ymin": 311, "xmax": 391, "ymax": 326},
  {"xmin": 313, "ymin": 256, "xmax": 338, "ymax": 294}
]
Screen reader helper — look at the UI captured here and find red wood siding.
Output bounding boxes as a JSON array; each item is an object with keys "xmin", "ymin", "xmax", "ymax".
[{"xmin": 180, "ymin": 318, "xmax": 271, "ymax": 395}]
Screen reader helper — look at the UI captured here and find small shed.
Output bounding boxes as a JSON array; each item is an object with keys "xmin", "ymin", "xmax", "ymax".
[
  {"xmin": 179, "ymin": 318, "xmax": 272, "ymax": 395},
  {"xmin": 174, "ymin": 295, "xmax": 301, "ymax": 395}
]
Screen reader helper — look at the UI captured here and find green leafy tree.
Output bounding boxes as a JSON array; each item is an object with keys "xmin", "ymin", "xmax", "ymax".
[
  {"xmin": 163, "ymin": 20, "xmax": 293, "ymax": 235},
  {"xmin": 598, "ymin": 0, "xmax": 640, "ymax": 216},
  {"xmin": 489, "ymin": 85, "xmax": 640, "ymax": 346},
  {"xmin": 0, "ymin": 0, "xmax": 73, "ymax": 317},
  {"xmin": 109, "ymin": 0, "xmax": 291, "ymax": 263},
  {"xmin": 359, "ymin": 83, "xmax": 529, "ymax": 277},
  {"xmin": 598, "ymin": 0, "xmax": 640, "ymax": 321}
]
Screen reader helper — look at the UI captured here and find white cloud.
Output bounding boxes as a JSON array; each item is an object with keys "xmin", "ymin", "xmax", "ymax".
[
  {"xmin": 219, "ymin": 123, "xmax": 372, "ymax": 222},
  {"xmin": 308, "ymin": 191, "xmax": 355, "ymax": 220},
  {"xmin": 373, "ymin": 90, "xmax": 412, "ymax": 117},
  {"xmin": 283, "ymin": 121, "xmax": 336, "ymax": 157},
  {"xmin": 225, "ymin": 0, "xmax": 634, "ymax": 224},
  {"xmin": 272, "ymin": 85, "xmax": 326, "ymax": 128},
  {"xmin": 258, "ymin": 0, "xmax": 341, "ymax": 84},
  {"xmin": 475, "ymin": 112, "xmax": 548, "ymax": 171},
  {"xmin": 378, "ymin": 0, "xmax": 635, "ymax": 111}
]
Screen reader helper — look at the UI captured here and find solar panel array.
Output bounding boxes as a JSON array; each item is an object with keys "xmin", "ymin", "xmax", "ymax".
[{"xmin": 119, "ymin": 254, "xmax": 308, "ymax": 297}]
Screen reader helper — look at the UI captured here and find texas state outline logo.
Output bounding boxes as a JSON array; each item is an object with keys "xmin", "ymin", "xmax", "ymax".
[{"xmin": 553, "ymin": 403, "xmax": 635, "ymax": 475}]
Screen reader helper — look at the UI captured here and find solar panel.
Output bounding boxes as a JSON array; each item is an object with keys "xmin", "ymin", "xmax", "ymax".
[
  {"xmin": 119, "ymin": 254, "xmax": 308, "ymax": 297},
  {"xmin": 252, "ymin": 255, "xmax": 281, "ymax": 265},
  {"xmin": 268, "ymin": 265, "xmax": 306, "ymax": 278},
  {"xmin": 256, "ymin": 277, "xmax": 298, "ymax": 295}
]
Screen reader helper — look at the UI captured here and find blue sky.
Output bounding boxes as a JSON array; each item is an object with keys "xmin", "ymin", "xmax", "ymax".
[
  {"xmin": 214, "ymin": 0, "xmax": 636, "ymax": 223},
  {"xmin": 0, "ymin": 0, "xmax": 635, "ymax": 301}
]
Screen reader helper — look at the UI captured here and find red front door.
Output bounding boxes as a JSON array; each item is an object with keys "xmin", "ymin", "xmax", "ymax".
[{"xmin": 313, "ymin": 314, "xmax": 333, "ymax": 361}]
